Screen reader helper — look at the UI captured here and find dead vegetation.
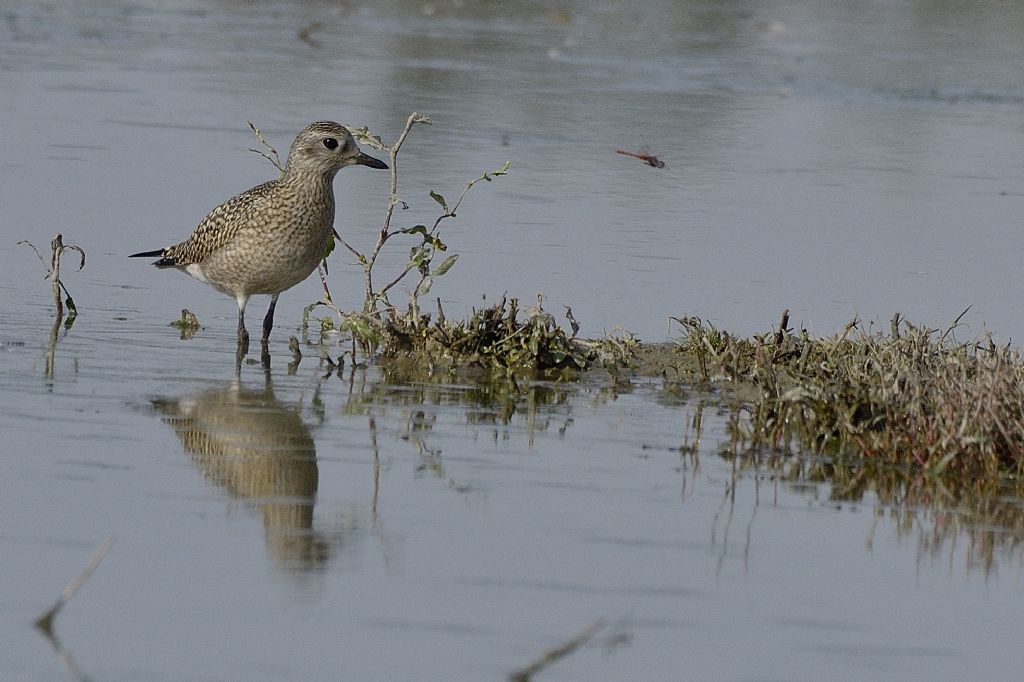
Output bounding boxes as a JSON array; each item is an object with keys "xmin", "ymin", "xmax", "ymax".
[
  {"xmin": 671, "ymin": 309, "xmax": 1024, "ymax": 483},
  {"xmin": 19, "ymin": 233, "xmax": 85, "ymax": 327},
  {"xmin": 321, "ymin": 293, "xmax": 638, "ymax": 383}
]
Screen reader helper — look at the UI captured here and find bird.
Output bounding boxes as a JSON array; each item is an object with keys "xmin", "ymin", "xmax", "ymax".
[
  {"xmin": 131, "ymin": 121, "xmax": 388, "ymax": 351},
  {"xmin": 153, "ymin": 382, "xmax": 332, "ymax": 569}
]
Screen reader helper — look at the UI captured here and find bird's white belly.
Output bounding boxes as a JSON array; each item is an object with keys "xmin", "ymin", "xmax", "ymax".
[
  {"xmin": 184, "ymin": 263, "xmax": 210, "ymax": 284},
  {"xmin": 194, "ymin": 227, "xmax": 327, "ymax": 298}
]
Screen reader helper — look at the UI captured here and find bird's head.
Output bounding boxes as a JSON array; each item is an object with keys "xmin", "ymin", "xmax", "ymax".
[{"xmin": 284, "ymin": 121, "xmax": 388, "ymax": 178}]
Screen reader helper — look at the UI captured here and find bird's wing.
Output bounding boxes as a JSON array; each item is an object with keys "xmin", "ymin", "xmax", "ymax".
[{"xmin": 164, "ymin": 180, "xmax": 278, "ymax": 266}]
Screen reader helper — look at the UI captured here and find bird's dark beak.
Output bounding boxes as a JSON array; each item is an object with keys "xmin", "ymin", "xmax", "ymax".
[{"xmin": 356, "ymin": 151, "xmax": 388, "ymax": 169}]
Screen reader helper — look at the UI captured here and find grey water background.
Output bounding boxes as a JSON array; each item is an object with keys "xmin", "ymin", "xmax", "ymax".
[{"xmin": 2, "ymin": 1, "xmax": 1024, "ymax": 680}]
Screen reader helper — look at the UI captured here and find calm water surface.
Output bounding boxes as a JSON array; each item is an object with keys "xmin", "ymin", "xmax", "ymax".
[{"xmin": 2, "ymin": 1, "xmax": 1024, "ymax": 680}]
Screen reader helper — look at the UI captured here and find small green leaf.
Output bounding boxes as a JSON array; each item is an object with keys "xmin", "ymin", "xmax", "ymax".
[
  {"xmin": 340, "ymin": 315, "xmax": 375, "ymax": 342},
  {"xmin": 349, "ymin": 126, "xmax": 386, "ymax": 150},
  {"xmin": 418, "ymin": 275, "xmax": 434, "ymax": 296},
  {"xmin": 432, "ymin": 254, "xmax": 458, "ymax": 277},
  {"xmin": 429, "ymin": 191, "xmax": 448, "ymax": 210},
  {"xmin": 400, "ymin": 224, "xmax": 429, "ymax": 237},
  {"xmin": 321, "ymin": 231, "xmax": 335, "ymax": 274},
  {"xmin": 408, "ymin": 245, "xmax": 431, "ymax": 268}
]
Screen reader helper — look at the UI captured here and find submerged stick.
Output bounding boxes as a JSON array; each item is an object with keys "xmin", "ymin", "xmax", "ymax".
[
  {"xmin": 35, "ymin": 536, "xmax": 115, "ymax": 635},
  {"xmin": 508, "ymin": 618, "xmax": 605, "ymax": 681},
  {"xmin": 18, "ymin": 233, "xmax": 86, "ymax": 322}
]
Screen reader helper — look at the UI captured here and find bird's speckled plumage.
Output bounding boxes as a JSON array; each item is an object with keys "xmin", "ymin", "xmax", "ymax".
[{"xmin": 132, "ymin": 120, "xmax": 388, "ymax": 349}]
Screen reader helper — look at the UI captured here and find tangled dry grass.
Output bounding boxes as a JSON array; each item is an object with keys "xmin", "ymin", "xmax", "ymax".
[
  {"xmin": 675, "ymin": 311, "xmax": 1024, "ymax": 481},
  {"xmin": 329, "ymin": 294, "xmax": 638, "ymax": 383}
]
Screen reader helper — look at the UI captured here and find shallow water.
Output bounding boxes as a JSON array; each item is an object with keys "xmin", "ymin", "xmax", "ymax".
[
  {"xmin": 5, "ymin": 312, "xmax": 1024, "ymax": 681},
  {"xmin": 3, "ymin": 1, "xmax": 1024, "ymax": 680}
]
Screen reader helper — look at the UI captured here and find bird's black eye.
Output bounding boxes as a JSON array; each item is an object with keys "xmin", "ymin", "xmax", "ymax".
[{"xmin": 323, "ymin": 137, "xmax": 339, "ymax": 150}]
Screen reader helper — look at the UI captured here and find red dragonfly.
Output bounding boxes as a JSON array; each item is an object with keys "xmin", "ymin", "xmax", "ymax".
[{"xmin": 615, "ymin": 148, "xmax": 665, "ymax": 169}]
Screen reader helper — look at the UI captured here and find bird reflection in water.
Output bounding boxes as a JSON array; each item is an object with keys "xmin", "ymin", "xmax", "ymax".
[{"xmin": 152, "ymin": 378, "xmax": 336, "ymax": 572}]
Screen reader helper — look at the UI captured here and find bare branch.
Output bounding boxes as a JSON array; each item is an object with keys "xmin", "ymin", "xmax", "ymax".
[
  {"xmin": 508, "ymin": 619, "xmax": 605, "ymax": 681},
  {"xmin": 247, "ymin": 121, "xmax": 284, "ymax": 172},
  {"xmin": 363, "ymin": 113, "xmax": 432, "ymax": 311},
  {"xmin": 18, "ymin": 240, "xmax": 50, "ymax": 274},
  {"xmin": 35, "ymin": 536, "xmax": 115, "ymax": 635}
]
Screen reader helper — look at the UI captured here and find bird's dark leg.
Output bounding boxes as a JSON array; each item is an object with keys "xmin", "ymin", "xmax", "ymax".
[
  {"xmin": 262, "ymin": 293, "xmax": 279, "ymax": 345},
  {"xmin": 236, "ymin": 296, "xmax": 250, "ymax": 354}
]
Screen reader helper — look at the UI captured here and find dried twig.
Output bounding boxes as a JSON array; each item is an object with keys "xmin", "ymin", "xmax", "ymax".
[
  {"xmin": 357, "ymin": 112, "xmax": 431, "ymax": 311},
  {"xmin": 19, "ymin": 234, "xmax": 86, "ymax": 322},
  {"xmin": 297, "ymin": 21, "xmax": 324, "ymax": 48},
  {"xmin": 247, "ymin": 121, "xmax": 284, "ymax": 172},
  {"xmin": 35, "ymin": 536, "xmax": 115, "ymax": 635},
  {"xmin": 773, "ymin": 308, "xmax": 790, "ymax": 346},
  {"xmin": 508, "ymin": 619, "xmax": 606, "ymax": 681}
]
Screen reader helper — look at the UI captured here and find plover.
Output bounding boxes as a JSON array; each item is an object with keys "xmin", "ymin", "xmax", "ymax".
[{"xmin": 131, "ymin": 121, "xmax": 387, "ymax": 349}]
